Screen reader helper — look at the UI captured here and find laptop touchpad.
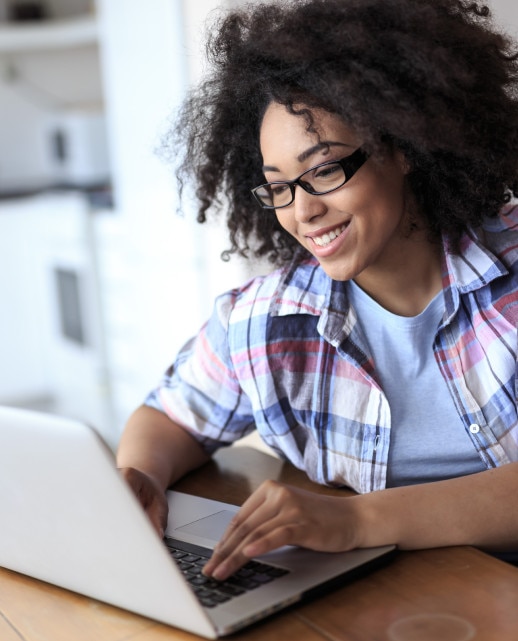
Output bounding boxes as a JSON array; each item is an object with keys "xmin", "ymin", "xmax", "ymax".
[{"xmin": 174, "ymin": 510, "xmax": 236, "ymax": 541}]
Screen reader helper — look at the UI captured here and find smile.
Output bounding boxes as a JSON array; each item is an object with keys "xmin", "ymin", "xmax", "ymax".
[{"xmin": 311, "ymin": 224, "xmax": 348, "ymax": 247}]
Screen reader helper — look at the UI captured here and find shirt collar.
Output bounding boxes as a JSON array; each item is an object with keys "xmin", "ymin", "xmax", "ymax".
[
  {"xmin": 270, "ymin": 256, "xmax": 330, "ymax": 318},
  {"xmin": 270, "ymin": 220, "xmax": 510, "ymax": 323},
  {"xmin": 441, "ymin": 223, "xmax": 509, "ymax": 322},
  {"xmin": 269, "ymin": 256, "xmax": 354, "ymax": 346},
  {"xmin": 442, "ymin": 227, "xmax": 508, "ymax": 293}
]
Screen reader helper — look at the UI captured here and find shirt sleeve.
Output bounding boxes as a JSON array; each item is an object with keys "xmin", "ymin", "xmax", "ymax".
[{"xmin": 144, "ymin": 288, "xmax": 256, "ymax": 454}]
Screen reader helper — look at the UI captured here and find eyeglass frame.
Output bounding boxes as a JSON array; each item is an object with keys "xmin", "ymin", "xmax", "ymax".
[{"xmin": 251, "ymin": 147, "xmax": 369, "ymax": 210}]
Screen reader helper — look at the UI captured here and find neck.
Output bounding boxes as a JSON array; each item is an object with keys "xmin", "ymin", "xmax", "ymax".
[{"xmin": 353, "ymin": 235, "xmax": 443, "ymax": 317}]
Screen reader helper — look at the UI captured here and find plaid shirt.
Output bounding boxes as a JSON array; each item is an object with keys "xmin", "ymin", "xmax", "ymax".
[{"xmin": 146, "ymin": 205, "xmax": 518, "ymax": 494}]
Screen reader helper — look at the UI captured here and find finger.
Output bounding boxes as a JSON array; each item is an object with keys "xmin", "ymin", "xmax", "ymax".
[
  {"xmin": 204, "ymin": 481, "xmax": 311, "ymax": 579},
  {"xmin": 208, "ymin": 517, "xmax": 302, "ymax": 580},
  {"xmin": 121, "ymin": 467, "xmax": 149, "ymax": 504},
  {"xmin": 242, "ymin": 522, "xmax": 295, "ymax": 557},
  {"xmin": 203, "ymin": 514, "xmax": 267, "ymax": 577},
  {"xmin": 120, "ymin": 468, "xmax": 169, "ymax": 537},
  {"xmin": 217, "ymin": 479, "xmax": 289, "ymax": 548},
  {"xmin": 203, "ymin": 490, "xmax": 275, "ymax": 576},
  {"xmin": 206, "ymin": 504, "xmax": 303, "ymax": 580},
  {"xmin": 149, "ymin": 496, "xmax": 169, "ymax": 538}
]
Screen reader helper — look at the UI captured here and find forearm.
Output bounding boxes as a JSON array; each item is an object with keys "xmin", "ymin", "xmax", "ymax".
[
  {"xmin": 116, "ymin": 405, "xmax": 211, "ymax": 490},
  {"xmin": 202, "ymin": 462, "xmax": 518, "ymax": 581},
  {"xmin": 352, "ymin": 462, "xmax": 518, "ymax": 551}
]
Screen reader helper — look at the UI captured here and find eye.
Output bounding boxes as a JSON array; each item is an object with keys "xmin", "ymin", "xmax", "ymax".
[
  {"xmin": 270, "ymin": 183, "xmax": 290, "ymax": 196},
  {"xmin": 313, "ymin": 163, "xmax": 341, "ymax": 180}
]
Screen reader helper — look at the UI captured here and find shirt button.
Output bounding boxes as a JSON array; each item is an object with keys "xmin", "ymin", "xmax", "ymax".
[{"xmin": 469, "ymin": 423, "xmax": 480, "ymax": 434}]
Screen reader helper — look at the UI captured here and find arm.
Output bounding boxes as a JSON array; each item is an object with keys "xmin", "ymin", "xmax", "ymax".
[
  {"xmin": 357, "ymin": 462, "xmax": 518, "ymax": 550},
  {"xmin": 117, "ymin": 405, "xmax": 211, "ymax": 536},
  {"xmin": 203, "ymin": 462, "xmax": 518, "ymax": 580}
]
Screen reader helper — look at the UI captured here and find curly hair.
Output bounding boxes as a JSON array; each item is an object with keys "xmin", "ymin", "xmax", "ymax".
[{"xmin": 163, "ymin": 0, "xmax": 518, "ymax": 264}]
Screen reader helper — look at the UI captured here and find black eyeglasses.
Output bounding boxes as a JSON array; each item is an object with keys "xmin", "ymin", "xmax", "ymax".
[{"xmin": 251, "ymin": 147, "xmax": 369, "ymax": 210}]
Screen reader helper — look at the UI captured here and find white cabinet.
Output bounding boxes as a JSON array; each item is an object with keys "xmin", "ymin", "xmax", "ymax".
[
  {"xmin": 0, "ymin": 192, "xmax": 115, "ymax": 444},
  {"xmin": 0, "ymin": 1, "xmax": 252, "ymax": 448},
  {"xmin": 0, "ymin": 197, "xmax": 54, "ymax": 402},
  {"xmin": 0, "ymin": 1, "xmax": 118, "ymax": 446},
  {"xmin": 0, "ymin": 3, "xmax": 106, "ymax": 194}
]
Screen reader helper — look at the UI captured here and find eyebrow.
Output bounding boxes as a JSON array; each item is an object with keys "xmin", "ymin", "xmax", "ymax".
[{"xmin": 262, "ymin": 141, "xmax": 354, "ymax": 173}]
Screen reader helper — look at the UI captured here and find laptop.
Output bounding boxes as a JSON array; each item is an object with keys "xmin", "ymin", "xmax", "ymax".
[{"xmin": 0, "ymin": 405, "xmax": 396, "ymax": 638}]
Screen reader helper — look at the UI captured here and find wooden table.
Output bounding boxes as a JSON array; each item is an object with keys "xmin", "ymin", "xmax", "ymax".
[{"xmin": 2, "ymin": 446, "xmax": 518, "ymax": 641}]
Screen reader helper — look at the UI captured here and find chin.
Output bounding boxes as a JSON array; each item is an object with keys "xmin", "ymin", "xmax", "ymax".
[
  {"xmin": 318, "ymin": 260, "xmax": 362, "ymax": 283},
  {"xmin": 320, "ymin": 269, "xmax": 355, "ymax": 282}
]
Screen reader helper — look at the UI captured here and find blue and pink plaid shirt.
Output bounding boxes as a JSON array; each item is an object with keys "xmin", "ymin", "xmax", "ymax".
[{"xmin": 145, "ymin": 205, "xmax": 518, "ymax": 494}]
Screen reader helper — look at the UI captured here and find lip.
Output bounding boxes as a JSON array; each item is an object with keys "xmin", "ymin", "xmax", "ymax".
[{"xmin": 305, "ymin": 221, "xmax": 351, "ymax": 257}]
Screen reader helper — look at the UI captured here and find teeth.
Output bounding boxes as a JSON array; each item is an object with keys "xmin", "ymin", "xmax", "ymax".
[{"xmin": 313, "ymin": 224, "xmax": 346, "ymax": 247}]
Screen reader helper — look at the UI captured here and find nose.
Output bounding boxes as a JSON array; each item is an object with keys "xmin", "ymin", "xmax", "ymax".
[{"xmin": 292, "ymin": 184, "xmax": 327, "ymax": 223}]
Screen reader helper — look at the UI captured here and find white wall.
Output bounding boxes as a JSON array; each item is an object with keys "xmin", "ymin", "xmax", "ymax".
[
  {"xmin": 0, "ymin": 0, "xmax": 254, "ymax": 446},
  {"xmin": 0, "ymin": 198, "xmax": 54, "ymax": 399},
  {"xmin": 94, "ymin": 0, "xmax": 252, "ymax": 438},
  {"xmin": 489, "ymin": 0, "xmax": 518, "ymax": 35}
]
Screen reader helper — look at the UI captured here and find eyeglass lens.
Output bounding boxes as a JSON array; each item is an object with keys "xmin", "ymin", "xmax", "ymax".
[{"xmin": 254, "ymin": 161, "xmax": 346, "ymax": 208}]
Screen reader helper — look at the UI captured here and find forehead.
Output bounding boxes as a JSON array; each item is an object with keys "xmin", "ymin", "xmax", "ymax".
[{"xmin": 259, "ymin": 102, "xmax": 358, "ymax": 162}]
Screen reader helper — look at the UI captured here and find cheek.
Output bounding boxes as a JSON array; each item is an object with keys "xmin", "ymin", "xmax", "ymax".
[
  {"xmin": 353, "ymin": 171, "xmax": 406, "ymax": 223},
  {"xmin": 275, "ymin": 212, "xmax": 297, "ymax": 237}
]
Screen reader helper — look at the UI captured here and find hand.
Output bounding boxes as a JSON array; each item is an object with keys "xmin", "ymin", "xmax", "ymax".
[
  {"xmin": 202, "ymin": 480, "xmax": 361, "ymax": 580},
  {"xmin": 119, "ymin": 466, "xmax": 169, "ymax": 538}
]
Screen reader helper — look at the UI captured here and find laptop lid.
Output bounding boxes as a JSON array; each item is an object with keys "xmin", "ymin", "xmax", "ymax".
[
  {"xmin": 0, "ymin": 406, "xmax": 216, "ymax": 638},
  {"xmin": 0, "ymin": 406, "xmax": 395, "ymax": 638}
]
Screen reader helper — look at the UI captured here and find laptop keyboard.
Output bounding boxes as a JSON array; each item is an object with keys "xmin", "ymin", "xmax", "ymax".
[{"xmin": 164, "ymin": 538, "xmax": 289, "ymax": 608}]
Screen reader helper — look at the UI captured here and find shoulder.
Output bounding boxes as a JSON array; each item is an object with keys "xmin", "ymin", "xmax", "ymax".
[{"xmin": 213, "ymin": 256, "xmax": 326, "ymax": 326}]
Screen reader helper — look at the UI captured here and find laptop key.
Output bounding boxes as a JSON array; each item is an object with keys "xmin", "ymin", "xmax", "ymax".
[
  {"xmin": 250, "ymin": 572, "xmax": 274, "ymax": 584},
  {"xmin": 182, "ymin": 554, "xmax": 202, "ymax": 563},
  {"xmin": 200, "ymin": 595, "xmax": 230, "ymax": 608},
  {"xmin": 164, "ymin": 538, "xmax": 290, "ymax": 608},
  {"xmin": 227, "ymin": 576, "xmax": 260, "ymax": 590},
  {"xmin": 194, "ymin": 558, "xmax": 208, "ymax": 567},
  {"xmin": 216, "ymin": 583, "xmax": 246, "ymax": 596},
  {"xmin": 189, "ymin": 575, "xmax": 212, "ymax": 587}
]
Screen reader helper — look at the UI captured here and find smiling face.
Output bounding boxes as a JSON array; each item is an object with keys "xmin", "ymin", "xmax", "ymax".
[{"xmin": 259, "ymin": 101, "xmax": 415, "ymax": 284}]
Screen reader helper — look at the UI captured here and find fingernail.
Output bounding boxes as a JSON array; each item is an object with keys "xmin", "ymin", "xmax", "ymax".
[{"xmin": 212, "ymin": 564, "xmax": 227, "ymax": 581}]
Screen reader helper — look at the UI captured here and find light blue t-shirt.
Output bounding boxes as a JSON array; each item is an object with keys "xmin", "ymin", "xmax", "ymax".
[{"xmin": 347, "ymin": 280, "xmax": 485, "ymax": 487}]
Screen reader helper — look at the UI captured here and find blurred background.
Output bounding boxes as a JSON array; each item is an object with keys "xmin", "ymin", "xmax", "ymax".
[{"xmin": 0, "ymin": 0, "xmax": 517, "ymax": 450}]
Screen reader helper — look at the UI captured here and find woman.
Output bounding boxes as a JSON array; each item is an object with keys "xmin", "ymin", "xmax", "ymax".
[{"xmin": 117, "ymin": 0, "xmax": 518, "ymax": 581}]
